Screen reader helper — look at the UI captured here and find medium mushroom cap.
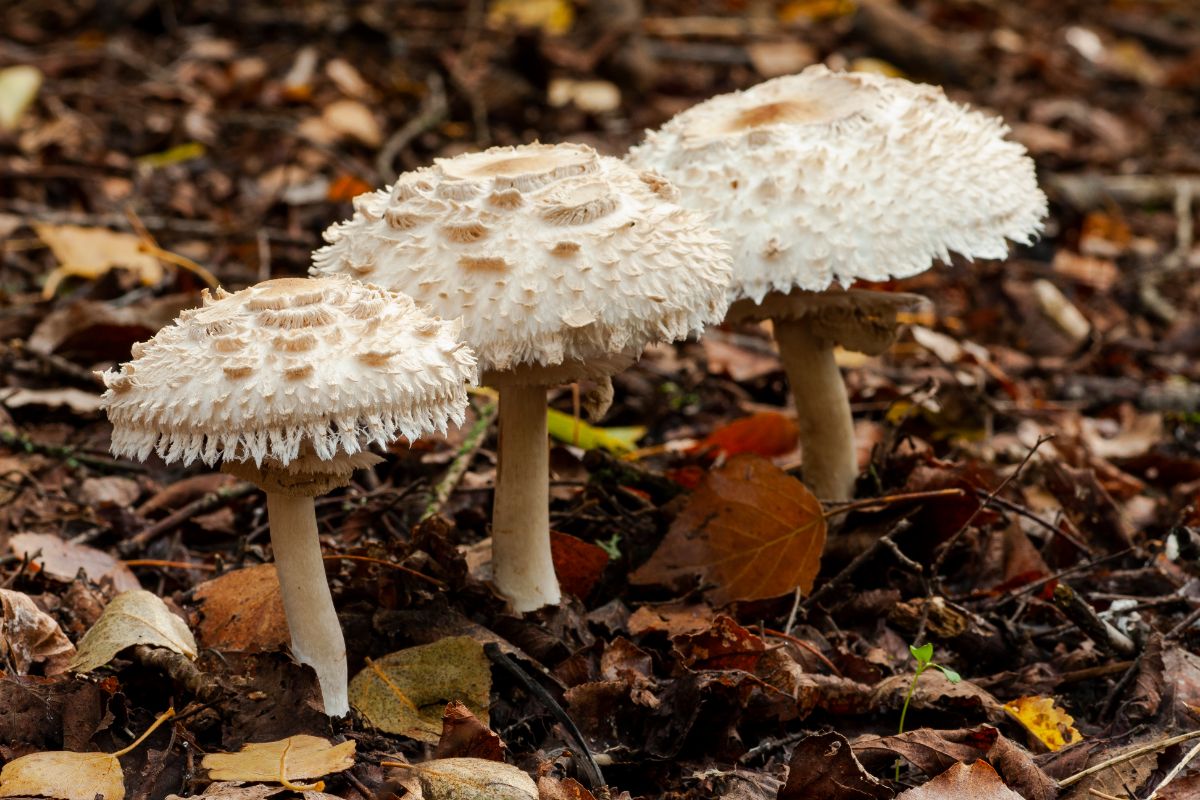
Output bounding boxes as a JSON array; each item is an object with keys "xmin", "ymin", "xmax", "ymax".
[
  {"xmin": 627, "ymin": 65, "xmax": 1048, "ymax": 304},
  {"xmin": 100, "ymin": 275, "xmax": 477, "ymax": 469},
  {"xmin": 311, "ymin": 142, "xmax": 732, "ymax": 384}
]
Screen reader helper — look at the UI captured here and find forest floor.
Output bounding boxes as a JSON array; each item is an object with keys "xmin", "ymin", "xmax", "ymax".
[{"xmin": 3, "ymin": 0, "xmax": 1200, "ymax": 798}]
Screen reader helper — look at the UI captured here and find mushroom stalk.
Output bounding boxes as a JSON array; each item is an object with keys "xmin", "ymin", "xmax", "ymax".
[
  {"xmin": 492, "ymin": 383, "xmax": 561, "ymax": 613},
  {"xmin": 773, "ymin": 316, "xmax": 858, "ymax": 502},
  {"xmin": 265, "ymin": 491, "xmax": 349, "ymax": 716}
]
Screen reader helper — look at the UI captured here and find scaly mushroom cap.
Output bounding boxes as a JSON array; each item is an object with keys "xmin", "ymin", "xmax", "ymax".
[
  {"xmin": 627, "ymin": 65, "xmax": 1048, "ymax": 304},
  {"xmin": 100, "ymin": 275, "xmax": 477, "ymax": 469},
  {"xmin": 311, "ymin": 142, "xmax": 731, "ymax": 384}
]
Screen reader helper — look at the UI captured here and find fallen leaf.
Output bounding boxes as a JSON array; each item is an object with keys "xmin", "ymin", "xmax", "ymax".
[
  {"xmin": 747, "ymin": 41, "xmax": 817, "ymax": 77},
  {"xmin": 194, "ymin": 563, "xmax": 290, "ymax": 653},
  {"xmin": 35, "ymin": 225, "xmax": 164, "ymax": 299},
  {"xmin": 69, "ymin": 589, "xmax": 197, "ymax": 673},
  {"xmin": 320, "ymin": 99, "xmax": 382, "ymax": 148},
  {"xmin": 327, "ymin": 174, "xmax": 372, "ymax": 202},
  {"xmin": 395, "ymin": 757, "xmax": 537, "ymax": 800},
  {"xmin": 0, "ymin": 589, "xmax": 75, "ymax": 675},
  {"xmin": 488, "ymin": 0, "xmax": 573, "ymax": 34},
  {"xmin": 1003, "ymin": 696, "xmax": 1083, "ymax": 751},
  {"xmin": 27, "ymin": 293, "xmax": 197, "ymax": 359},
  {"xmin": 700, "ymin": 336, "xmax": 781, "ymax": 382},
  {"xmin": 697, "ymin": 412, "xmax": 800, "ymax": 459},
  {"xmin": 136, "ymin": 142, "xmax": 206, "ymax": 169},
  {"xmin": 673, "ymin": 615, "xmax": 765, "ymax": 672},
  {"xmin": 348, "ymin": 636, "xmax": 491, "ymax": 742},
  {"xmin": 547, "ymin": 79, "xmax": 621, "ymax": 113},
  {"xmin": 537, "ymin": 775, "xmax": 596, "ymax": 800},
  {"xmin": 629, "ymin": 454, "xmax": 826, "ymax": 603},
  {"xmin": 9, "ymin": 532, "xmax": 140, "ymax": 592},
  {"xmin": 202, "ymin": 735, "xmax": 355, "ymax": 783},
  {"xmin": 779, "ymin": 730, "xmax": 892, "ymax": 800},
  {"xmin": 549, "ymin": 531, "xmax": 609, "ymax": 600},
  {"xmin": 0, "ymin": 750, "xmax": 124, "ymax": 800},
  {"xmin": 79, "ymin": 476, "xmax": 141, "ymax": 508},
  {"xmin": 1031, "ymin": 279, "xmax": 1090, "ymax": 345},
  {"xmin": 894, "ymin": 760, "xmax": 1023, "ymax": 800},
  {"xmin": 2, "ymin": 387, "xmax": 103, "ymax": 414},
  {"xmin": 0, "ymin": 65, "xmax": 42, "ymax": 130},
  {"xmin": 433, "ymin": 701, "xmax": 505, "ymax": 761},
  {"xmin": 546, "ymin": 408, "xmax": 645, "ymax": 454}
]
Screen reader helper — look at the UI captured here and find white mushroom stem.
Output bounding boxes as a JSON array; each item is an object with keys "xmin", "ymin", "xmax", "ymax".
[
  {"xmin": 265, "ymin": 492, "xmax": 349, "ymax": 716},
  {"xmin": 492, "ymin": 383, "xmax": 562, "ymax": 613},
  {"xmin": 773, "ymin": 316, "xmax": 858, "ymax": 502}
]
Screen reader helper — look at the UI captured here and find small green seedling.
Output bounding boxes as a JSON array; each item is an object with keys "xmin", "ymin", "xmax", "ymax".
[{"xmin": 895, "ymin": 643, "xmax": 961, "ymax": 781}]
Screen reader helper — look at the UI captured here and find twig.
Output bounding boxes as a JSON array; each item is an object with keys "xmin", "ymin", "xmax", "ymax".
[
  {"xmin": 375, "ymin": 72, "xmax": 448, "ymax": 179},
  {"xmin": 484, "ymin": 643, "xmax": 605, "ymax": 790},
  {"xmin": 1047, "ymin": 173, "xmax": 1200, "ymax": 210},
  {"xmin": 121, "ymin": 481, "xmax": 258, "ymax": 554},
  {"xmin": 1147, "ymin": 737, "xmax": 1200, "ymax": 799},
  {"xmin": 420, "ymin": 401, "xmax": 497, "ymax": 522},
  {"xmin": 323, "ymin": 554, "xmax": 445, "ymax": 588},
  {"xmin": 2, "ymin": 339, "xmax": 102, "ymax": 386},
  {"xmin": 823, "ymin": 487, "xmax": 965, "ymax": 519},
  {"xmin": 1166, "ymin": 604, "xmax": 1200, "ymax": 640},
  {"xmin": 802, "ymin": 519, "xmax": 914, "ymax": 612},
  {"xmin": 1052, "ymin": 582, "xmax": 1138, "ymax": 657},
  {"xmin": 132, "ymin": 645, "xmax": 224, "ymax": 704},
  {"xmin": 1059, "ymin": 730, "xmax": 1200, "ymax": 788},
  {"xmin": 974, "ymin": 490, "xmax": 1093, "ymax": 555}
]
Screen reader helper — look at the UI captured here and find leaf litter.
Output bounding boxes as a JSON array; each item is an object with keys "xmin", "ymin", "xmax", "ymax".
[{"xmin": 2, "ymin": 0, "xmax": 1200, "ymax": 798}]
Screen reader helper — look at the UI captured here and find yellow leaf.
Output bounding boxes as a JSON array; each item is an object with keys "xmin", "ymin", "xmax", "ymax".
[
  {"xmin": 547, "ymin": 408, "xmax": 645, "ymax": 454},
  {"xmin": 348, "ymin": 636, "xmax": 491, "ymax": 743},
  {"xmin": 488, "ymin": 0, "xmax": 573, "ymax": 34},
  {"xmin": 69, "ymin": 589, "xmax": 197, "ymax": 673},
  {"xmin": 849, "ymin": 57, "xmax": 905, "ymax": 77},
  {"xmin": 0, "ymin": 65, "xmax": 42, "ymax": 131},
  {"xmin": 35, "ymin": 225, "xmax": 164, "ymax": 298},
  {"xmin": 778, "ymin": 0, "xmax": 856, "ymax": 23},
  {"xmin": 1003, "ymin": 695, "xmax": 1082, "ymax": 751},
  {"xmin": 136, "ymin": 142, "xmax": 206, "ymax": 169},
  {"xmin": 0, "ymin": 751, "xmax": 124, "ymax": 800},
  {"xmin": 202, "ymin": 735, "xmax": 355, "ymax": 784}
]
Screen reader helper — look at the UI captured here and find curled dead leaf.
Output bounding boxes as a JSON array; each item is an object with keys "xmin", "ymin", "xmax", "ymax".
[
  {"xmin": 0, "ymin": 588, "xmax": 75, "ymax": 675},
  {"xmin": 69, "ymin": 589, "xmax": 197, "ymax": 673}
]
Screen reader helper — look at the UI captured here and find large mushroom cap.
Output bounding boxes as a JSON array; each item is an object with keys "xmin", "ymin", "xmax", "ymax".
[
  {"xmin": 311, "ymin": 142, "xmax": 732, "ymax": 384},
  {"xmin": 627, "ymin": 65, "xmax": 1048, "ymax": 304},
  {"xmin": 100, "ymin": 275, "xmax": 477, "ymax": 469}
]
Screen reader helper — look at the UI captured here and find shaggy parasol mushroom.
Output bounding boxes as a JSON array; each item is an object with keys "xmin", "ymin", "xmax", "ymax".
[
  {"xmin": 313, "ymin": 142, "xmax": 731, "ymax": 612},
  {"xmin": 628, "ymin": 65, "xmax": 1047, "ymax": 501},
  {"xmin": 99, "ymin": 275, "xmax": 476, "ymax": 715}
]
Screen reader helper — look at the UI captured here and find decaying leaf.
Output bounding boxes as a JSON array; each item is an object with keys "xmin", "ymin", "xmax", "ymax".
[
  {"xmin": 392, "ymin": 758, "xmax": 537, "ymax": 800},
  {"xmin": 0, "ymin": 65, "xmax": 42, "ymax": 130},
  {"xmin": 69, "ymin": 589, "xmax": 197, "ymax": 673},
  {"xmin": 0, "ymin": 750, "xmax": 124, "ymax": 800},
  {"xmin": 194, "ymin": 563, "xmax": 290, "ymax": 653},
  {"xmin": 895, "ymin": 760, "xmax": 1024, "ymax": 800},
  {"xmin": 35, "ymin": 224, "xmax": 164, "ymax": 298},
  {"xmin": 9, "ymin": 532, "xmax": 140, "ymax": 592},
  {"xmin": 629, "ymin": 454, "xmax": 826, "ymax": 603},
  {"xmin": 433, "ymin": 701, "xmax": 505, "ymax": 761},
  {"xmin": 202, "ymin": 735, "xmax": 355, "ymax": 783},
  {"xmin": 348, "ymin": 636, "xmax": 491, "ymax": 742},
  {"xmin": 0, "ymin": 588, "xmax": 75, "ymax": 675},
  {"xmin": 549, "ymin": 531, "xmax": 609, "ymax": 600},
  {"xmin": 696, "ymin": 411, "xmax": 800, "ymax": 459},
  {"xmin": 487, "ymin": 0, "xmax": 573, "ymax": 34},
  {"xmin": 779, "ymin": 730, "xmax": 892, "ymax": 800},
  {"xmin": 1004, "ymin": 696, "xmax": 1083, "ymax": 751},
  {"xmin": 546, "ymin": 408, "xmax": 645, "ymax": 454}
]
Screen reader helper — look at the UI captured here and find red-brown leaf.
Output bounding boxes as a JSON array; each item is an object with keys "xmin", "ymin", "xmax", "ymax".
[{"xmin": 629, "ymin": 454, "xmax": 826, "ymax": 603}]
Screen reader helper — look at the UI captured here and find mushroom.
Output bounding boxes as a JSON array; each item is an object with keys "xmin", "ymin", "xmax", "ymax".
[
  {"xmin": 99, "ymin": 276, "xmax": 476, "ymax": 716},
  {"xmin": 313, "ymin": 142, "xmax": 731, "ymax": 612},
  {"xmin": 628, "ymin": 66, "xmax": 1047, "ymax": 501}
]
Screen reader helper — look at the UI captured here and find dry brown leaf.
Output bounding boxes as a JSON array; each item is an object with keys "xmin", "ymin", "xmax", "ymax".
[
  {"xmin": 9, "ymin": 532, "xmax": 140, "ymax": 592},
  {"xmin": 0, "ymin": 750, "xmax": 124, "ymax": 800},
  {"xmin": 348, "ymin": 637, "xmax": 491, "ymax": 743},
  {"xmin": 895, "ymin": 760, "xmax": 1023, "ymax": 799},
  {"xmin": 697, "ymin": 412, "xmax": 800, "ymax": 459},
  {"xmin": 629, "ymin": 454, "xmax": 826, "ymax": 603},
  {"xmin": 394, "ymin": 757, "xmax": 537, "ymax": 800},
  {"xmin": 0, "ymin": 588, "xmax": 75, "ymax": 675},
  {"xmin": 202, "ymin": 735, "xmax": 355, "ymax": 783},
  {"xmin": 194, "ymin": 564, "xmax": 290, "ymax": 653},
  {"xmin": 69, "ymin": 589, "xmax": 197, "ymax": 673},
  {"xmin": 35, "ymin": 224, "xmax": 164, "ymax": 298}
]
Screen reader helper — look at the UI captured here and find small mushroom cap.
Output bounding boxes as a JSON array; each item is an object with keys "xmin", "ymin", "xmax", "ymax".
[
  {"xmin": 99, "ymin": 275, "xmax": 477, "ymax": 469},
  {"xmin": 312, "ymin": 142, "xmax": 732, "ymax": 385},
  {"xmin": 627, "ymin": 66, "xmax": 1048, "ymax": 304}
]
